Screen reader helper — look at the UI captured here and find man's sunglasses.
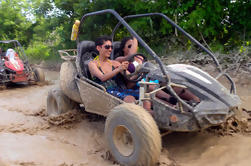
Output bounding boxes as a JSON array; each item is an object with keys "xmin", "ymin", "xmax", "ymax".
[{"xmin": 104, "ymin": 45, "xmax": 113, "ymax": 49}]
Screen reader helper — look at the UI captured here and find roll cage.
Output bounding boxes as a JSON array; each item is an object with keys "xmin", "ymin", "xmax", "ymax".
[
  {"xmin": 76, "ymin": 9, "xmax": 236, "ymax": 110},
  {"xmin": 0, "ymin": 40, "xmax": 28, "ymax": 64}
]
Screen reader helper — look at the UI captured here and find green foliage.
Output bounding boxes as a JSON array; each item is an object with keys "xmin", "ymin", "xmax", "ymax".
[
  {"xmin": 0, "ymin": 0, "xmax": 32, "ymax": 46},
  {"xmin": 26, "ymin": 41, "xmax": 50, "ymax": 61},
  {"xmin": 0, "ymin": 0, "xmax": 249, "ymax": 61}
]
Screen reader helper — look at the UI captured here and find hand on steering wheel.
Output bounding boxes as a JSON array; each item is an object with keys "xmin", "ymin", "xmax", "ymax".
[{"xmin": 123, "ymin": 53, "xmax": 148, "ymax": 82}]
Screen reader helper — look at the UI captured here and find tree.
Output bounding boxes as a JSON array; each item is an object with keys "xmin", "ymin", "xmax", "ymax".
[{"xmin": 0, "ymin": 0, "xmax": 32, "ymax": 46}]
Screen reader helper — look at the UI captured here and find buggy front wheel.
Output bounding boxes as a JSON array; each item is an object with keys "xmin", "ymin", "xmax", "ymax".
[{"xmin": 105, "ymin": 103, "xmax": 161, "ymax": 166}]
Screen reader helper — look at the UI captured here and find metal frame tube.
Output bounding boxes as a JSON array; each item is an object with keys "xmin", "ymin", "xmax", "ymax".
[
  {"xmin": 77, "ymin": 9, "xmax": 169, "ymax": 82},
  {"xmin": 111, "ymin": 13, "xmax": 236, "ymax": 94}
]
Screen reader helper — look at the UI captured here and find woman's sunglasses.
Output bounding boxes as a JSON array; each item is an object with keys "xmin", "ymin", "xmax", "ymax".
[
  {"xmin": 128, "ymin": 44, "xmax": 132, "ymax": 49},
  {"xmin": 104, "ymin": 45, "xmax": 113, "ymax": 49}
]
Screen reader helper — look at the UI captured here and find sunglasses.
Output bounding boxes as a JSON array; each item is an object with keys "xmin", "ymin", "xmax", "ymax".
[
  {"xmin": 103, "ymin": 45, "xmax": 113, "ymax": 49},
  {"xmin": 128, "ymin": 44, "xmax": 132, "ymax": 49}
]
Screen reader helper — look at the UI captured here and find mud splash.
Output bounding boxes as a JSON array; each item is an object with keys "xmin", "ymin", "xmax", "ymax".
[
  {"xmin": 46, "ymin": 109, "xmax": 84, "ymax": 126},
  {"xmin": 206, "ymin": 108, "xmax": 251, "ymax": 136}
]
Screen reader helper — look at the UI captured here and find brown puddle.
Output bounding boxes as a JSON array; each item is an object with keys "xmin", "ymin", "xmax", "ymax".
[{"xmin": 0, "ymin": 69, "xmax": 250, "ymax": 166}]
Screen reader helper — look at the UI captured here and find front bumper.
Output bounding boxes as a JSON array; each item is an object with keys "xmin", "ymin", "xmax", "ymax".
[{"xmin": 152, "ymin": 96, "xmax": 240, "ymax": 132}]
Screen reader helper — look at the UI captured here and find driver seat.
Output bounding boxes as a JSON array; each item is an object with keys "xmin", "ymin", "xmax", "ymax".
[
  {"xmin": 77, "ymin": 41, "xmax": 98, "ymax": 79},
  {"xmin": 77, "ymin": 40, "xmax": 127, "ymax": 89}
]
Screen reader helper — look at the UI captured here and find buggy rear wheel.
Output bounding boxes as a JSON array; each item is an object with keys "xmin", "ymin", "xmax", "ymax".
[
  {"xmin": 60, "ymin": 61, "xmax": 81, "ymax": 103},
  {"xmin": 105, "ymin": 103, "xmax": 161, "ymax": 166},
  {"xmin": 33, "ymin": 67, "xmax": 45, "ymax": 82},
  {"xmin": 47, "ymin": 87, "xmax": 78, "ymax": 116}
]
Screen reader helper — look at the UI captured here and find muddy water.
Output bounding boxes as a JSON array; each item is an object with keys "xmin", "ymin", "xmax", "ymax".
[
  {"xmin": 0, "ymin": 69, "xmax": 250, "ymax": 166},
  {"xmin": 0, "ymin": 70, "xmax": 115, "ymax": 166}
]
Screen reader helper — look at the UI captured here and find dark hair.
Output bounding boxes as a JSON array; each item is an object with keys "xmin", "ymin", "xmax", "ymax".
[
  {"xmin": 119, "ymin": 36, "xmax": 134, "ymax": 56},
  {"xmin": 95, "ymin": 35, "xmax": 112, "ymax": 46}
]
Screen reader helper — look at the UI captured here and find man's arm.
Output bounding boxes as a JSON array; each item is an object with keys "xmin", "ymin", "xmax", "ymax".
[{"xmin": 88, "ymin": 61, "xmax": 125, "ymax": 82}]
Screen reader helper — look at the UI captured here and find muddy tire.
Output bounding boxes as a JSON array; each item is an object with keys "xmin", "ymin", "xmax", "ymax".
[
  {"xmin": 47, "ymin": 87, "xmax": 78, "ymax": 116},
  {"xmin": 0, "ymin": 82, "xmax": 6, "ymax": 90},
  {"xmin": 105, "ymin": 103, "xmax": 161, "ymax": 166},
  {"xmin": 60, "ymin": 61, "xmax": 81, "ymax": 103},
  {"xmin": 33, "ymin": 68, "xmax": 45, "ymax": 82}
]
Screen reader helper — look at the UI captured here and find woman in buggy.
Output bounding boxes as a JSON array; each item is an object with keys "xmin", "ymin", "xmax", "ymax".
[{"xmin": 115, "ymin": 36, "xmax": 200, "ymax": 105}]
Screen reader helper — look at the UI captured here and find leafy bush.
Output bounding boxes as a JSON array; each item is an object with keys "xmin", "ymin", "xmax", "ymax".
[{"xmin": 25, "ymin": 41, "xmax": 51, "ymax": 62}]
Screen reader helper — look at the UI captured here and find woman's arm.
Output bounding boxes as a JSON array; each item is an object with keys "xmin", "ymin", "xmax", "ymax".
[{"xmin": 115, "ymin": 56, "xmax": 128, "ymax": 63}]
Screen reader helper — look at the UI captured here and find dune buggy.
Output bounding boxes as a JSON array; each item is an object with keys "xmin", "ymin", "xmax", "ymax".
[
  {"xmin": 47, "ymin": 9, "xmax": 241, "ymax": 166},
  {"xmin": 0, "ymin": 40, "xmax": 45, "ymax": 87}
]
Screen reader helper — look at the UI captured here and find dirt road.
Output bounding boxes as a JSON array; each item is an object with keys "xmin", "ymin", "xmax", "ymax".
[{"xmin": 0, "ymin": 70, "xmax": 250, "ymax": 166}]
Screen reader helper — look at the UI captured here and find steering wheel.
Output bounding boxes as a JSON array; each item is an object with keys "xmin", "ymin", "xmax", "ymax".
[{"xmin": 123, "ymin": 53, "xmax": 148, "ymax": 82}]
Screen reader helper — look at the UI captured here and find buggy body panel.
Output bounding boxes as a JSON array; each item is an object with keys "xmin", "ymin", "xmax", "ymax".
[{"xmin": 76, "ymin": 76, "xmax": 123, "ymax": 116}]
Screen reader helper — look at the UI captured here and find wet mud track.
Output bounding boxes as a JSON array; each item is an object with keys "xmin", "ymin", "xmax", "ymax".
[{"xmin": 0, "ymin": 70, "xmax": 250, "ymax": 166}]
